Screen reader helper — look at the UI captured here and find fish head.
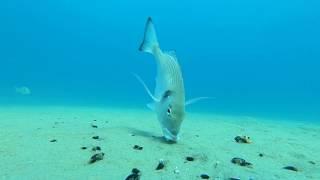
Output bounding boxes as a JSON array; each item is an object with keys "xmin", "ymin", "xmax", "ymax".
[{"xmin": 158, "ymin": 90, "xmax": 185, "ymax": 142}]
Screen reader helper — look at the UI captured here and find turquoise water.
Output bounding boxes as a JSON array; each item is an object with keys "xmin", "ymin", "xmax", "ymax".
[{"xmin": 0, "ymin": 0, "xmax": 319, "ymax": 121}]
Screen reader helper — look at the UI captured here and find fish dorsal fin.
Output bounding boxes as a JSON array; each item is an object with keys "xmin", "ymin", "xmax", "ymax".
[
  {"xmin": 185, "ymin": 97, "xmax": 215, "ymax": 106},
  {"xmin": 133, "ymin": 73, "xmax": 160, "ymax": 102}
]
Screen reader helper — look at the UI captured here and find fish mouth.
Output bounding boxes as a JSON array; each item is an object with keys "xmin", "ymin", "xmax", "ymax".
[{"xmin": 163, "ymin": 128, "xmax": 179, "ymax": 142}]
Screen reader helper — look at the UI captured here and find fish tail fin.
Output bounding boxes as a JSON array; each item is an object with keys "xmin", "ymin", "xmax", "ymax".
[{"xmin": 139, "ymin": 17, "xmax": 159, "ymax": 54}]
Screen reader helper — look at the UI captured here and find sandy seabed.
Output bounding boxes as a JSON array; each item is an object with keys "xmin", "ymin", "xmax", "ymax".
[{"xmin": 0, "ymin": 106, "xmax": 319, "ymax": 180}]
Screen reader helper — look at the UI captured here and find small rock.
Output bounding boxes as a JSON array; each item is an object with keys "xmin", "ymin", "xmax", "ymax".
[
  {"xmin": 125, "ymin": 168, "xmax": 141, "ymax": 180},
  {"xmin": 81, "ymin": 146, "xmax": 87, "ymax": 150},
  {"xmin": 156, "ymin": 159, "xmax": 165, "ymax": 170},
  {"xmin": 283, "ymin": 166, "xmax": 298, "ymax": 172},
  {"xmin": 200, "ymin": 174, "xmax": 210, "ymax": 179},
  {"xmin": 131, "ymin": 168, "xmax": 141, "ymax": 175},
  {"xmin": 133, "ymin": 145, "xmax": 143, "ymax": 150},
  {"xmin": 214, "ymin": 161, "xmax": 220, "ymax": 168},
  {"xmin": 88, "ymin": 153, "xmax": 104, "ymax": 164},
  {"xmin": 93, "ymin": 120, "xmax": 97, "ymax": 121},
  {"xmin": 234, "ymin": 136, "xmax": 251, "ymax": 144},
  {"xmin": 259, "ymin": 153, "xmax": 264, "ymax": 157},
  {"xmin": 186, "ymin": 156, "xmax": 194, "ymax": 161},
  {"xmin": 174, "ymin": 166, "xmax": 180, "ymax": 174},
  {"xmin": 91, "ymin": 124, "xmax": 98, "ymax": 128},
  {"xmin": 231, "ymin": 158, "xmax": 252, "ymax": 168},
  {"xmin": 50, "ymin": 139, "xmax": 57, "ymax": 142},
  {"xmin": 92, "ymin": 146, "xmax": 101, "ymax": 151},
  {"xmin": 309, "ymin": 161, "xmax": 316, "ymax": 165},
  {"xmin": 229, "ymin": 177, "xmax": 240, "ymax": 180},
  {"xmin": 125, "ymin": 173, "xmax": 140, "ymax": 180},
  {"xmin": 92, "ymin": 136, "xmax": 99, "ymax": 140}
]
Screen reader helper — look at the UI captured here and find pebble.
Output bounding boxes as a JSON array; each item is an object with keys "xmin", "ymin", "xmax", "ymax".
[
  {"xmin": 309, "ymin": 161, "xmax": 316, "ymax": 165},
  {"xmin": 133, "ymin": 145, "xmax": 143, "ymax": 150},
  {"xmin": 231, "ymin": 158, "xmax": 252, "ymax": 167},
  {"xmin": 131, "ymin": 168, "xmax": 141, "ymax": 175},
  {"xmin": 186, "ymin": 156, "xmax": 194, "ymax": 161},
  {"xmin": 50, "ymin": 139, "xmax": 57, "ymax": 142},
  {"xmin": 229, "ymin": 177, "xmax": 240, "ymax": 180},
  {"xmin": 91, "ymin": 124, "xmax": 98, "ymax": 128},
  {"xmin": 125, "ymin": 168, "xmax": 141, "ymax": 180},
  {"xmin": 81, "ymin": 146, "xmax": 87, "ymax": 150},
  {"xmin": 92, "ymin": 146, "xmax": 101, "ymax": 151},
  {"xmin": 259, "ymin": 153, "xmax": 264, "ymax": 157},
  {"xmin": 283, "ymin": 166, "xmax": 298, "ymax": 172},
  {"xmin": 174, "ymin": 166, "xmax": 180, "ymax": 174},
  {"xmin": 88, "ymin": 153, "xmax": 104, "ymax": 164},
  {"xmin": 92, "ymin": 136, "xmax": 99, "ymax": 140},
  {"xmin": 234, "ymin": 136, "xmax": 251, "ymax": 143},
  {"xmin": 200, "ymin": 174, "xmax": 210, "ymax": 179},
  {"xmin": 156, "ymin": 159, "xmax": 165, "ymax": 170}
]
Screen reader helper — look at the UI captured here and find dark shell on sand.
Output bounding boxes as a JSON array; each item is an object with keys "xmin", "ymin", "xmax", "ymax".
[
  {"xmin": 200, "ymin": 174, "xmax": 210, "ymax": 179},
  {"xmin": 155, "ymin": 161, "xmax": 165, "ymax": 170},
  {"xmin": 231, "ymin": 157, "xmax": 252, "ymax": 167},
  {"xmin": 133, "ymin": 145, "xmax": 143, "ymax": 150},
  {"xmin": 186, "ymin": 156, "xmax": 195, "ymax": 161},
  {"xmin": 88, "ymin": 153, "xmax": 104, "ymax": 164},
  {"xmin": 283, "ymin": 166, "xmax": 298, "ymax": 172},
  {"xmin": 92, "ymin": 146, "xmax": 101, "ymax": 151},
  {"xmin": 125, "ymin": 168, "xmax": 141, "ymax": 180},
  {"xmin": 92, "ymin": 136, "xmax": 99, "ymax": 140},
  {"xmin": 234, "ymin": 136, "xmax": 251, "ymax": 143}
]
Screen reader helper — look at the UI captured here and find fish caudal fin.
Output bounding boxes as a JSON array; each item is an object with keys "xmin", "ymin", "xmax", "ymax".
[{"xmin": 139, "ymin": 17, "xmax": 159, "ymax": 54}]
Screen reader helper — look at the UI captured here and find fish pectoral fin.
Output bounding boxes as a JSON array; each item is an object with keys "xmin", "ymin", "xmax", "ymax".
[
  {"xmin": 147, "ymin": 102, "xmax": 156, "ymax": 111},
  {"xmin": 133, "ymin": 73, "xmax": 160, "ymax": 102},
  {"xmin": 185, "ymin": 97, "xmax": 215, "ymax": 106}
]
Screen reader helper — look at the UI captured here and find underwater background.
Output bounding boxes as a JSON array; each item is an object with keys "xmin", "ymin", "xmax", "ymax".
[{"xmin": 0, "ymin": 0, "xmax": 319, "ymax": 121}]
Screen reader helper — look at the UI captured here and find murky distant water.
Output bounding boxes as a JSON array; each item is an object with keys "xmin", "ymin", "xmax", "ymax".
[{"xmin": 0, "ymin": 0, "xmax": 319, "ymax": 121}]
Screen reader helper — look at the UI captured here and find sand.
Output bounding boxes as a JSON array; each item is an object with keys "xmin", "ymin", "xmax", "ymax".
[{"xmin": 0, "ymin": 105, "xmax": 319, "ymax": 180}]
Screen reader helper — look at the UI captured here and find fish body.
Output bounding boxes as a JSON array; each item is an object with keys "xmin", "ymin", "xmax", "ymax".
[{"xmin": 139, "ymin": 17, "xmax": 185, "ymax": 142}]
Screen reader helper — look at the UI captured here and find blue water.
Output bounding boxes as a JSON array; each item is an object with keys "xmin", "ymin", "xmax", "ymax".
[{"xmin": 0, "ymin": 0, "xmax": 319, "ymax": 121}]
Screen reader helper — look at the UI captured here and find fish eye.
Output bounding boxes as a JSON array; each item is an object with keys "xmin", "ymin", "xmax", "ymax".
[{"xmin": 167, "ymin": 107, "xmax": 172, "ymax": 115}]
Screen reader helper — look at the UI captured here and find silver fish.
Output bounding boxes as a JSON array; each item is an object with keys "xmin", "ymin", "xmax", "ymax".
[{"xmin": 137, "ymin": 17, "xmax": 185, "ymax": 142}]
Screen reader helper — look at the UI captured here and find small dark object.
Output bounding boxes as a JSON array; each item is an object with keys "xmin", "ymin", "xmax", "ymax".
[
  {"xmin": 283, "ymin": 166, "xmax": 298, "ymax": 172},
  {"xmin": 186, "ymin": 156, "xmax": 194, "ymax": 161},
  {"xmin": 231, "ymin": 158, "xmax": 252, "ymax": 167},
  {"xmin": 92, "ymin": 136, "xmax": 99, "ymax": 140},
  {"xmin": 91, "ymin": 124, "xmax": 98, "ymax": 128},
  {"xmin": 81, "ymin": 146, "xmax": 87, "ymax": 150},
  {"xmin": 131, "ymin": 168, "xmax": 141, "ymax": 175},
  {"xmin": 229, "ymin": 178, "xmax": 241, "ymax": 180},
  {"xmin": 200, "ymin": 174, "xmax": 210, "ymax": 179},
  {"xmin": 309, "ymin": 161, "xmax": 316, "ymax": 165},
  {"xmin": 50, "ymin": 139, "xmax": 57, "ymax": 142},
  {"xmin": 88, "ymin": 152, "xmax": 104, "ymax": 164},
  {"xmin": 92, "ymin": 146, "xmax": 101, "ymax": 151},
  {"xmin": 155, "ymin": 161, "xmax": 165, "ymax": 170},
  {"xmin": 133, "ymin": 145, "xmax": 143, "ymax": 150},
  {"xmin": 125, "ymin": 173, "xmax": 140, "ymax": 180},
  {"xmin": 234, "ymin": 136, "xmax": 251, "ymax": 143},
  {"xmin": 93, "ymin": 119, "xmax": 97, "ymax": 121},
  {"xmin": 259, "ymin": 153, "xmax": 264, "ymax": 157}
]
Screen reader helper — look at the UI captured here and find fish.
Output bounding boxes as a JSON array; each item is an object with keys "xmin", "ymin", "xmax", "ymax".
[
  {"xmin": 15, "ymin": 86, "xmax": 31, "ymax": 95},
  {"xmin": 137, "ymin": 17, "xmax": 186, "ymax": 142}
]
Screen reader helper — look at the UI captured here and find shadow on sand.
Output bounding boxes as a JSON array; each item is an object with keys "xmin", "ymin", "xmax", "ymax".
[{"xmin": 125, "ymin": 127, "xmax": 176, "ymax": 144}]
